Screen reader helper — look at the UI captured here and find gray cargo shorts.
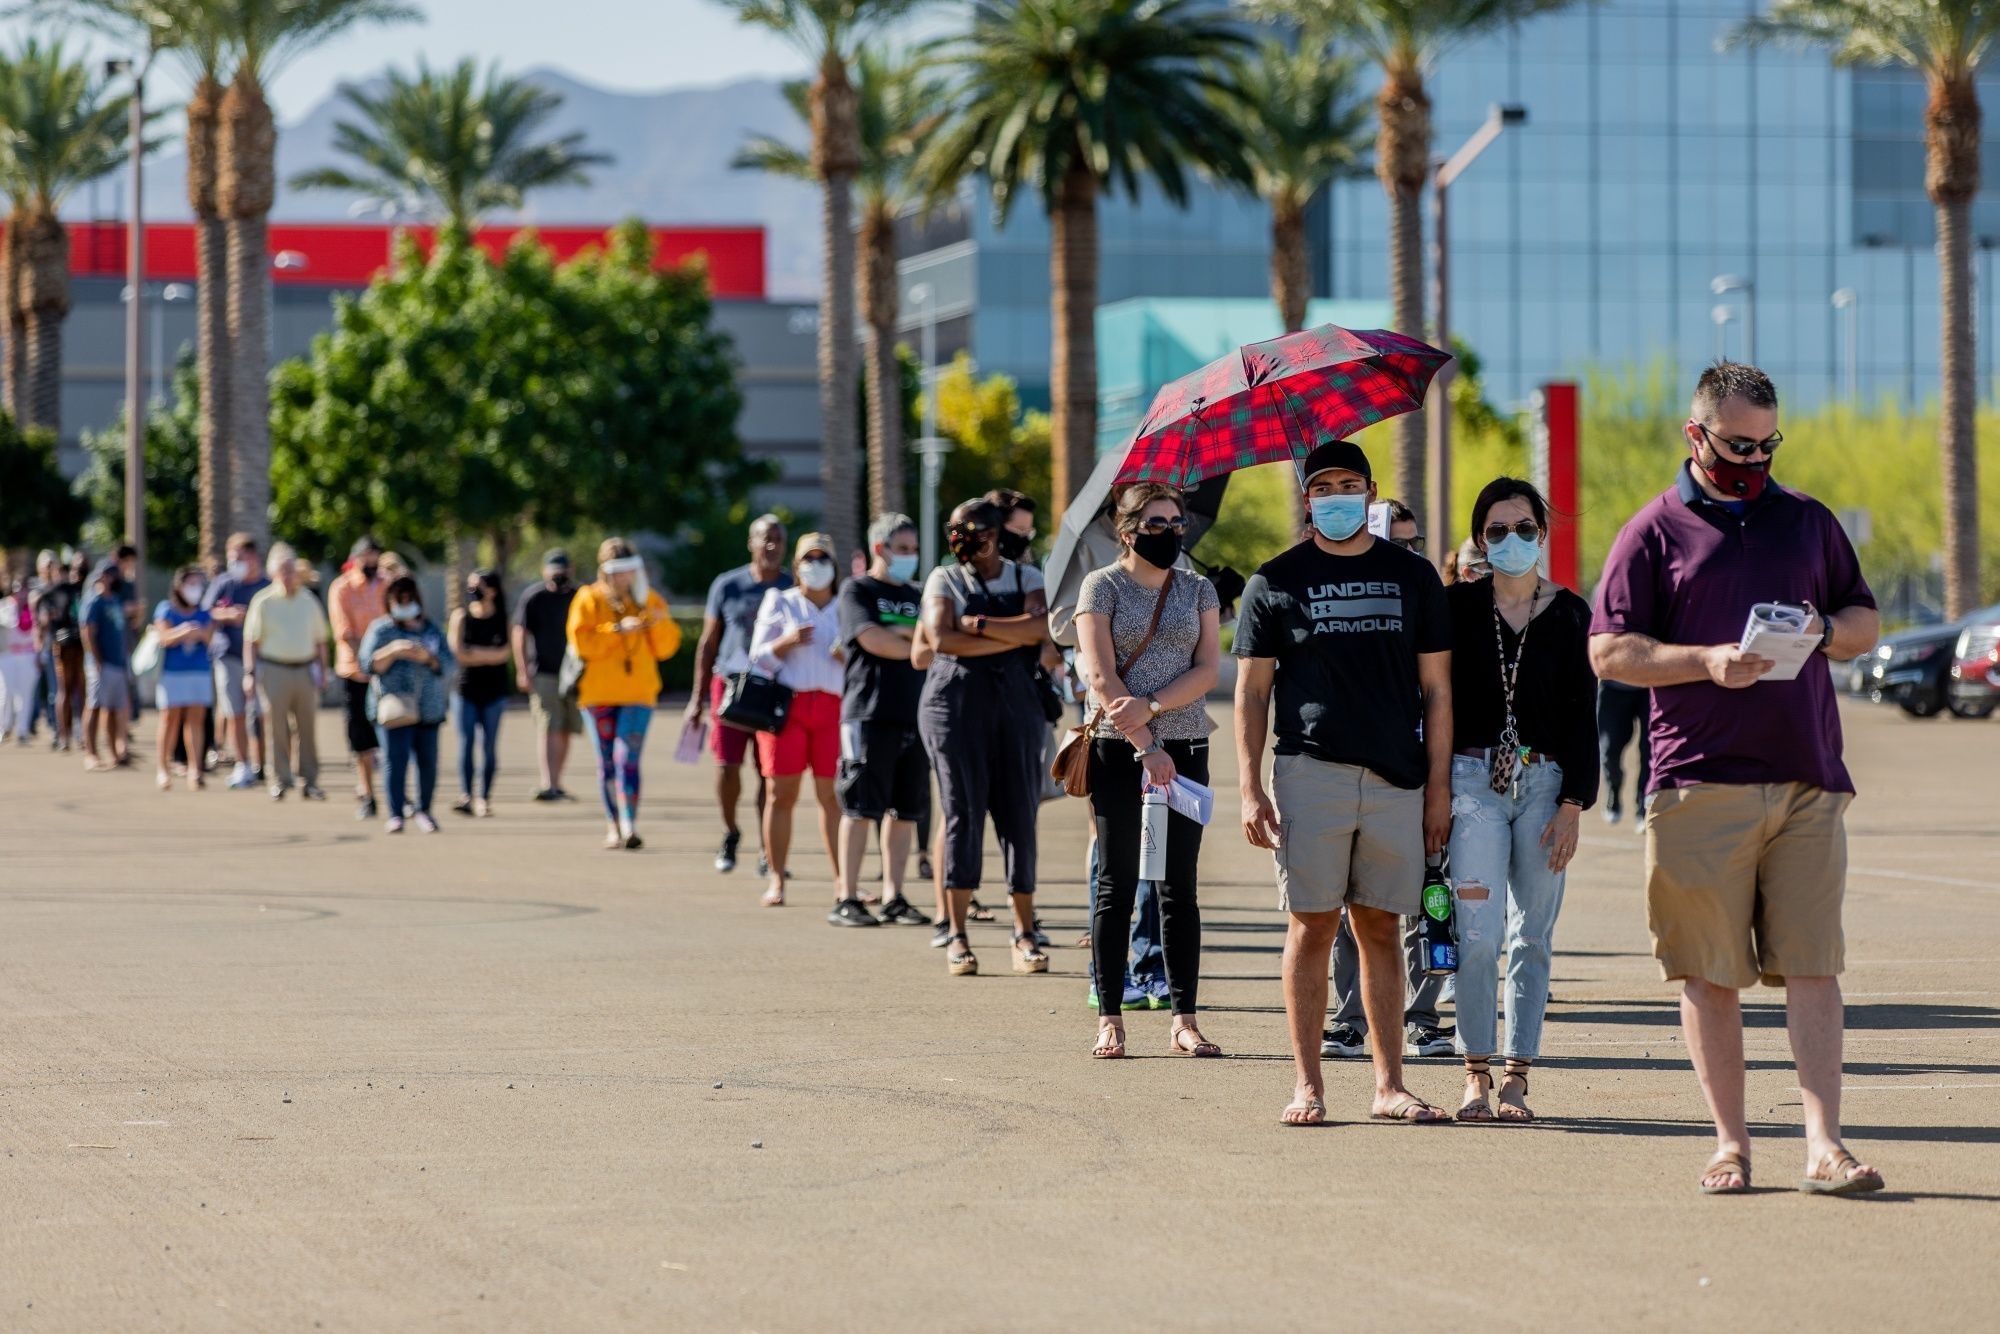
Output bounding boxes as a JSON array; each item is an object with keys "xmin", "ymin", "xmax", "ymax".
[{"xmin": 1272, "ymin": 753, "xmax": 1424, "ymax": 916}]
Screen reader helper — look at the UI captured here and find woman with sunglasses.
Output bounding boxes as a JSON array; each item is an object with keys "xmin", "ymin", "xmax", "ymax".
[
  {"xmin": 1073, "ymin": 484, "xmax": 1222, "ymax": 1058},
  {"xmin": 1446, "ymin": 478, "xmax": 1598, "ymax": 1122}
]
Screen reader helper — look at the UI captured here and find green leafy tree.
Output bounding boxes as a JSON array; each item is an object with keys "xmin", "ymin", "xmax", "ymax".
[
  {"xmin": 291, "ymin": 57, "xmax": 608, "ymax": 228},
  {"xmin": 1253, "ymin": 0, "xmax": 1586, "ymax": 533},
  {"xmin": 0, "ymin": 407, "xmax": 87, "ymax": 549},
  {"xmin": 932, "ymin": 351, "xmax": 1052, "ymax": 509},
  {"xmin": 1735, "ymin": 1, "xmax": 1998, "ymax": 613},
  {"xmin": 0, "ymin": 37, "xmax": 143, "ymax": 434},
  {"xmin": 714, "ymin": 0, "xmax": 924, "ymax": 561},
  {"xmin": 75, "ymin": 355, "xmax": 202, "ymax": 566},
  {"xmin": 270, "ymin": 222, "xmax": 755, "ymax": 575},
  {"xmin": 920, "ymin": 0, "xmax": 1251, "ymax": 520},
  {"xmin": 734, "ymin": 47, "xmax": 944, "ymax": 519}
]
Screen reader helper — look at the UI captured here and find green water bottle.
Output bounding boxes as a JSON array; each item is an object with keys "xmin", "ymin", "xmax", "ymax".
[{"xmin": 1417, "ymin": 853, "xmax": 1458, "ymax": 976}]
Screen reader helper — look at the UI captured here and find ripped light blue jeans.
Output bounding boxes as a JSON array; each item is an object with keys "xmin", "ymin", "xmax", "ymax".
[{"xmin": 1446, "ymin": 754, "xmax": 1568, "ymax": 1060}]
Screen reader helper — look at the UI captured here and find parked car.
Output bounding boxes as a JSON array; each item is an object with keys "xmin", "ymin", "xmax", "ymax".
[
  {"xmin": 1860, "ymin": 621, "xmax": 1962, "ymax": 717},
  {"xmin": 1948, "ymin": 605, "xmax": 2000, "ymax": 719}
]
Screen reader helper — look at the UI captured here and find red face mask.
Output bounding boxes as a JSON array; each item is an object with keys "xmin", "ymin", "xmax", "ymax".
[{"xmin": 1691, "ymin": 436, "xmax": 1771, "ymax": 501}]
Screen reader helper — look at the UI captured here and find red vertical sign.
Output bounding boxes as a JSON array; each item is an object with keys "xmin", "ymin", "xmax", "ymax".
[{"xmin": 1538, "ymin": 382, "xmax": 1580, "ymax": 589}]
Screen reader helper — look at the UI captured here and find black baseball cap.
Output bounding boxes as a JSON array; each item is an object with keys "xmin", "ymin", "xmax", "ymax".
[
  {"xmin": 542, "ymin": 548, "xmax": 571, "ymax": 569},
  {"xmin": 1300, "ymin": 439, "xmax": 1373, "ymax": 488}
]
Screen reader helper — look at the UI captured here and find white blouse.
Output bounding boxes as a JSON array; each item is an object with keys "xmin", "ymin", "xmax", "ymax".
[{"xmin": 749, "ymin": 586, "xmax": 844, "ymax": 696}]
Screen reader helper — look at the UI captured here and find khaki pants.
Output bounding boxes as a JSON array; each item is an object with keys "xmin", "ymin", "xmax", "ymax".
[{"xmin": 259, "ymin": 662, "xmax": 320, "ymax": 789}]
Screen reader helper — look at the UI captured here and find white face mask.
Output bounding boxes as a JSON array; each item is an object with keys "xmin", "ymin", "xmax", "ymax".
[
  {"xmin": 179, "ymin": 580, "xmax": 206, "ymax": 604},
  {"xmin": 799, "ymin": 558, "xmax": 836, "ymax": 591},
  {"xmin": 390, "ymin": 601, "xmax": 420, "ymax": 622},
  {"xmin": 226, "ymin": 560, "xmax": 249, "ymax": 581}
]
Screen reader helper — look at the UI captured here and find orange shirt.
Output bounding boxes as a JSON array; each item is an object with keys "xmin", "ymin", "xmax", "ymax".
[{"xmin": 329, "ymin": 569, "xmax": 386, "ymax": 681}]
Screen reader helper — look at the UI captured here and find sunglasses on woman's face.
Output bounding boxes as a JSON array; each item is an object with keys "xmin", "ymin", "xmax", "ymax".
[
  {"xmin": 1136, "ymin": 515, "xmax": 1188, "ymax": 535},
  {"xmin": 1482, "ymin": 520, "xmax": 1542, "ymax": 545},
  {"xmin": 1390, "ymin": 535, "xmax": 1426, "ymax": 554}
]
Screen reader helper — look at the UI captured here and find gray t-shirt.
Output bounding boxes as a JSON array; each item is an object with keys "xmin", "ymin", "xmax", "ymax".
[{"xmin": 1076, "ymin": 565, "xmax": 1217, "ymax": 741}]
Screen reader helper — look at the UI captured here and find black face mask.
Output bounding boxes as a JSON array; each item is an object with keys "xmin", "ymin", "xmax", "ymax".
[
  {"xmin": 997, "ymin": 529, "xmax": 1031, "ymax": 562},
  {"xmin": 360, "ymin": 563, "xmax": 379, "ymax": 581},
  {"xmin": 548, "ymin": 572, "xmax": 571, "ymax": 588},
  {"xmin": 1131, "ymin": 530, "xmax": 1180, "ymax": 571}
]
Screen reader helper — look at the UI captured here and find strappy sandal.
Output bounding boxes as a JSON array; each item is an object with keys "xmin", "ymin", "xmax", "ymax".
[
  {"xmin": 1497, "ymin": 1059, "xmax": 1535, "ymax": 1123},
  {"xmin": 1093, "ymin": 1019, "xmax": 1125, "ymax": 1059},
  {"xmin": 1700, "ymin": 1151, "xmax": 1752, "ymax": 1195},
  {"xmin": 1280, "ymin": 1094, "xmax": 1326, "ymax": 1127},
  {"xmin": 1012, "ymin": 932, "xmax": 1049, "ymax": 974},
  {"xmin": 947, "ymin": 932, "xmax": 978, "ymax": 976},
  {"xmin": 1800, "ymin": 1149, "xmax": 1884, "ymax": 1196},
  {"xmin": 1457, "ymin": 1057, "xmax": 1496, "ymax": 1122},
  {"xmin": 1372, "ymin": 1093, "xmax": 1449, "ymax": 1124},
  {"xmin": 1168, "ymin": 1020, "xmax": 1222, "ymax": 1057},
  {"xmin": 967, "ymin": 897, "xmax": 996, "ymax": 922}
]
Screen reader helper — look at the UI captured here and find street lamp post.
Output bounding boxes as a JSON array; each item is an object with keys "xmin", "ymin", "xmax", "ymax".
[
  {"xmin": 267, "ymin": 250, "xmax": 309, "ymax": 360},
  {"xmin": 1429, "ymin": 103, "xmax": 1526, "ymax": 548},
  {"xmin": 1711, "ymin": 274, "xmax": 1755, "ymax": 363},
  {"xmin": 1830, "ymin": 288, "xmax": 1858, "ymax": 402},
  {"xmin": 908, "ymin": 281, "xmax": 954, "ymax": 572},
  {"xmin": 108, "ymin": 51, "xmax": 153, "ymax": 596},
  {"xmin": 1711, "ymin": 304, "xmax": 1737, "ymax": 361}
]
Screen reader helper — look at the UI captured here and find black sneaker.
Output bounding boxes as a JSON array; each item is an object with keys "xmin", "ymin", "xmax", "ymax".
[
  {"xmin": 877, "ymin": 896, "xmax": 932, "ymax": 926},
  {"xmin": 1028, "ymin": 918, "xmax": 1051, "ymax": 950},
  {"xmin": 756, "ymin": 852, "xmax": 769, "ymax": 878},
  {"xmin": 1405, "ymin": 1023, "xmax": 1456, "ymax": 1058},
  {"xmin": 917, "ymin": 852, "xmax": 934, "ymax": 882},
  {"xmin": 827, "ymin": 898, "xmax": 880, "ymax": 928},
  {"xmin": 356, "ymin": 796, "xmax": 377, "ymax": 820},
  {"xmin": 715, "ymin": 830, "xmax": 740, "ymax": 873},
  {"xmin": 1320, "ymin": 1023, "xmax": 1366, "ymax": 1058},
  {"xmin": 930, "ymin": 921, "xmax": 953, "ymax": 949},
  {"xmin": 532, "ymin": 788, "xmax": 561, "ymax": 803}
]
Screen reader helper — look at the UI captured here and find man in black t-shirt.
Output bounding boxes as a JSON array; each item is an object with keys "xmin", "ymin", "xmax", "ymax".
[
  {"xmin": 512, "ymin": 550, "xmax": 582, "ymax": 800},
  {"xmin": 829, "ymin": 514, "xmax": 932, "ymax": 927},
  {"xmin": 1234, "ymin": 439, "xmax": 1454, "ymax": 1127}
]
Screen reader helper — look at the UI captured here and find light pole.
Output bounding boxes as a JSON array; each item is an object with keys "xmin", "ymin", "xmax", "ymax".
[
  {"xmin": 1711, "ymin": 273, "xmax": 1755, "ymax": 363},
  {"xmin": 267, "ymin": 249, "xmax": 309, "ymax": 360},
  {"xmin": 108, "ymin": 50, "xmax": 153, "ymax": 596},
  {"xmin": 1711, "ymin": 304, "xmax": 1737, "ymax": 361},
  {"xmin": 908, "ymin": 281, "xmax": 954, "ymax": 572},
  {"xmin": 1428, "ymin": 102, "xmax": 1526, "ymax": 549},
  {"xmin": 1830, "ymin": 288, "xmax": 1858, "ymax": 402}
]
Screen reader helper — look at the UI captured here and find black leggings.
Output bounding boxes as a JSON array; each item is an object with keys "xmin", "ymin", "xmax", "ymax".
[
  {"xmin": 1088, "ymin": 737, "xmax": 1208, "ymax": 1017},
  {"xmin": 1597, "ymin": 684, "xmax": 1651, "ymax": 811},
  {"xmin": 918, "ymin": 662, "xmax": 1042, "ymax": 895}
]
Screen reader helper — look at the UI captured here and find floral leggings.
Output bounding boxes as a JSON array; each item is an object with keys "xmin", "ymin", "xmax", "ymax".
[{"xmin": 587, "ymin": 705, "xmax": 652, "ymax": 825}]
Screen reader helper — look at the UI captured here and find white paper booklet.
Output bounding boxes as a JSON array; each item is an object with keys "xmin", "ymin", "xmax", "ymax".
[
  {"xmin": 1739, "ymin": 602, "xmax": 1819, "ymax": 683},
  {"xmin": 1165, "ymin": 775, "xmax": 1214, "ymax": 826}
]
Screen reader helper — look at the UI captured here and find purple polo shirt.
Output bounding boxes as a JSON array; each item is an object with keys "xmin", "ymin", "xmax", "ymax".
[{"xmin": 1591, "ymin": 463, "xmax": 1874, "ymax": 795}]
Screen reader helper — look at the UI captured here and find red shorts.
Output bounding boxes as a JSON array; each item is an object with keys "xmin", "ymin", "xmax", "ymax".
[
  {"xmin": 756, "ymin": 689, "xmax": 840, "ymax": 779},
  {"xmin": 709, "ymin": 674, "xmax": 756, "ymax": 767}
]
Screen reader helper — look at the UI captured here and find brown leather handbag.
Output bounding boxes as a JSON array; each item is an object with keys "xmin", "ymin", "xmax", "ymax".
[{"xmin": 1050, "ymin": 571, "xmax": 1175, "ymax": 799}]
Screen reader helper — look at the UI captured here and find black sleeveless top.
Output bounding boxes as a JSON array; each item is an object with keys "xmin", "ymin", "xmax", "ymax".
[{"xmin": 457, "ymin": 606, "xmax": 511, "ymax": 705}]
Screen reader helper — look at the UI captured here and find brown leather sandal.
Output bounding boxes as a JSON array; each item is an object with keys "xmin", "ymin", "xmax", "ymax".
[
  {"xmin": 1700, "ymin": 1152, "xmax": 1752, "ymax": 1195},
  {"xmin": 1458, "ymin": 1057, "xmax": 1496, "ymax": 1122},
  {"xmin": 1800, "ymin": 1149, "xmax": 1883, "ymax": 1196},
  {"xmin": 1167, "ymin": 1021, "xmax": 1221, "ymax": 1057}
]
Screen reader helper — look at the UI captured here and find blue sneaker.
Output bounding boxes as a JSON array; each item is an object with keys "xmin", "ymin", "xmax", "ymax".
[
  {"xmin": 1121, "ymin": 976, "xmax": 1149, "ymax": 1010},
  {"xmin": 1143, "ymin": 975, "xmax": 1172, "ymax": 1010}
]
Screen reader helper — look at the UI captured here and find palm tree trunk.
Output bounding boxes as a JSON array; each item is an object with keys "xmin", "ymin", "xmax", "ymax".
[
  {"xmin": 189, "ymin": 75, "xmax": 232, "ymax": 565},
  {"xmin": 219, "ymin": 72, "xmax": 278, "ymax": 546},
  {"xmin": 1273, "ymin": 196, "xmax": 1313, "ymax": 536},
  {"xmin": 859, "ymin": 203, "xmax": 904, "ymax": 517},
  {"xmin": 447, "ymin": 531, "xmax": 477, "ymax": 615},
  {"xmin": 1929, "ymin": 73, "xmax": 1983, "ymax": 617},
  {"xmin": 17, "ymin": 207, "xmax": 68, "ymax": 435},
  {"xmin": 1378, "ymin": 67, "xmax": 1432, "ymax": 529},
  {"xmin": 1, "ymin": 217, "xmax": 24, "ymax": 421},
  {"xmin": 1050, "ymin": 162, "xmax": 1099, "ymax": 522},
  {"xmin": 813, "ymin": 52, "xmax": 863, "ymax": 563}
]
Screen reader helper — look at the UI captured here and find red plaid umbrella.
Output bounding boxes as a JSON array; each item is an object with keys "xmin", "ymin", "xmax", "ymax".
[{"xmin": 1113, "ymin": 325, "xmax": 1451, "ymax": 488}]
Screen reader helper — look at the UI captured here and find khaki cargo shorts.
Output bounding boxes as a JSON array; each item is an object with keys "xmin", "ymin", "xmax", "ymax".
[
  {"xmin": 1644, "ymin": 781, "xmax": 1850, "ymax": 989},
  {"xmin": 1272, "ymin": 754, "xmax": 1424, "ymax": 917},
  {"xmin": 529, "ymin": 672, "xmax": 583, "ymax": 735}
]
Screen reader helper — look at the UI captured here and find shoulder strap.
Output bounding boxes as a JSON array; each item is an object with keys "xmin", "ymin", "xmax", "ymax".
[{"xmin": 1115, "ymin": 570, "xmax": 1175, "ymax": 678}]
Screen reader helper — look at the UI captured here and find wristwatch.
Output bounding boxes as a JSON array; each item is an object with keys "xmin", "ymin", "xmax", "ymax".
[
  {"xmin": 1146, "ymin": 696, "xmax": 1162, "ymax": 716},
  {"xmin": 1135, "ymin": 742, "xmax": 1162, "ymax": 759}
]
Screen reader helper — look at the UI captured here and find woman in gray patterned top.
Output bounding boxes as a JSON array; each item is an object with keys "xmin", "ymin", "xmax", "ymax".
[{"xmin": 1073, "ymin": 483, "xmax": 1223, "ymax": 1059}]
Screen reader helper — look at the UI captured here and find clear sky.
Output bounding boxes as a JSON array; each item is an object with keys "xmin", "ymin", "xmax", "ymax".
[{"xmin": 9, "ymin": 0, "xmax": 948, "ymax": 121}]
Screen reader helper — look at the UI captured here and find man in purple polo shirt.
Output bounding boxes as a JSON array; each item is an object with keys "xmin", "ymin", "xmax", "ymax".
[{"xmin": 1590, "ymin": 363, "xmax": 1884, "ymax": 1198}]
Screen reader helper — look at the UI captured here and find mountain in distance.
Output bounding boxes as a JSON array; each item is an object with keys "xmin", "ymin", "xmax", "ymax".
[{"xmin": 127, "ymin": 68, "xmax": 822, "ymax": 300}]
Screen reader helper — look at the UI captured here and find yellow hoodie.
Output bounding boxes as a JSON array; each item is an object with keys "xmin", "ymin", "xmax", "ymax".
[{"xmin": 565, "ymin": 582, "xmax": 683, "ymax": 709}]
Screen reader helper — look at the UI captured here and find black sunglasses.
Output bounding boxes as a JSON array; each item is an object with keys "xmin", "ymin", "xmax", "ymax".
[
  {"xmin": 1136, "ymin": 515, "xmax": 1189, "ymax": 535},
  {"xmin": 1482, "ymin": 520, "xmax": 1542, "ymax": 544},
  {"xmin": 1390, "ymin": 535, "xmax": 1427, "ymax": 554},
  {"xmin": 1694, "ymin": 422, "xmax": 1784, "ymax": 458}
]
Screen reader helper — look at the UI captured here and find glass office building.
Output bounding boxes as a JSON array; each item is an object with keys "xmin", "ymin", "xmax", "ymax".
[{"xmin": 903, "ymin": 0, "xmax": 1992, "ymax": 415}]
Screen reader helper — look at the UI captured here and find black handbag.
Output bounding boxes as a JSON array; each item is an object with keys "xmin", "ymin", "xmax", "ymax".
[
  {"xmin": 717, "ymin": 671, "xmax": 793, "ymax": 735},
  {"xmin": 1031, "ymin": 664, "xmax": 1066, "ymax": 724}
]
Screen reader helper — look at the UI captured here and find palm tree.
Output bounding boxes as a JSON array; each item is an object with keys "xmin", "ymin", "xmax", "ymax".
[
  {"xmin": 2, "ymin": 203, "xmax": 22, "ymax": 420},
  {"xmin": 1736, "ymin": 2, "xmax": 1994, "ymax": 616},
  {"xmin": 0, "ymin": 38, "xmax": 137, "ymax": 435},
  {"xmin": 1255, "ymin": 0, "xmax": 1581, "ymax": 532},
  {"xmin": 211, "ymin": 0, "xmax": 414, "ymax": 543},
  {"xmin": 291, "ymin": 58, "xmax": 608, "ymax": 229},
  {"xmin": 715, "ymin": 0, "xmax": 923, "ymax": 561},
  {"xmin": 920, "ymin": 0, "xmax": 1251, "ymax": 518},
  {"xmin": 734, "ymin": 49, "xmax": 944, "ymax": 517}
]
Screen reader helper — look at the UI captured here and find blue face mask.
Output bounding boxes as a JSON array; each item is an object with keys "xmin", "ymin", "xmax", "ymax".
[
  {"xmin": 886, "ymin": 553, "xmax": 920, "ymax": 583},
  {"xmin": 1308, "ymin": 492, "xmax": 1370, "ymax": 543},
  {"xmin": 389, "ymin": 601, "xmax": 420, "ymax": 622},
  {"xmin": 1486, "ymin": 532, "xmax": 1543, "ymax": 578}
]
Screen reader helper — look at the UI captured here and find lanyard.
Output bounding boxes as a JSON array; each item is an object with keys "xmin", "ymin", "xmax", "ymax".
[{"xmin": 1490, "ymin": 584, "xmax": 1542, "ymax": 797}]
